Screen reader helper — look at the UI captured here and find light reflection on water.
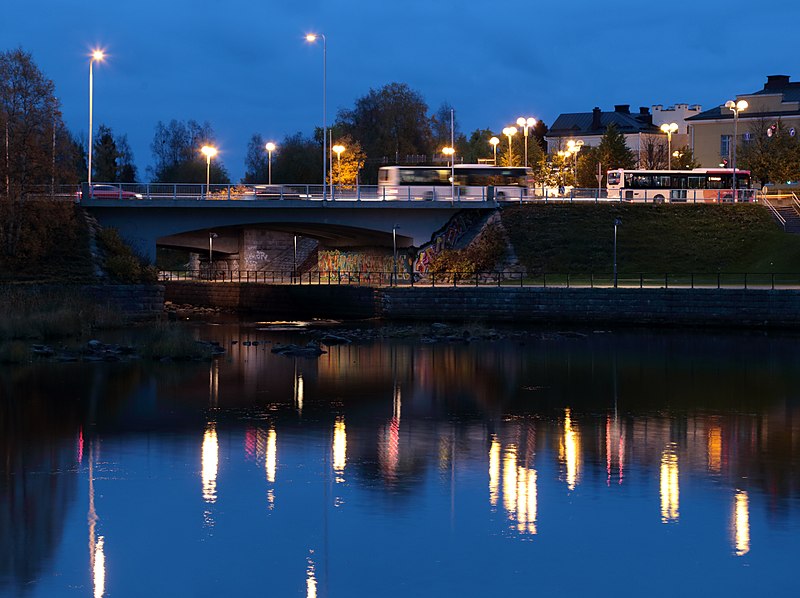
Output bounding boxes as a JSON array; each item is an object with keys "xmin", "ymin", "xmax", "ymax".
[{"xmin": 1, "ymin": 324, "xmax": 799, "ymax": 596}]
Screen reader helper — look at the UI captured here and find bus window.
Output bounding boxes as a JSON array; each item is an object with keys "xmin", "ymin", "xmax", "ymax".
[
  {"xmin": 607, "ymin": 172, "xmax": 621, "ymax": 186},
  {"xmin": 688, "ymin": 176, "xmax": 703, "ymax": 189}
]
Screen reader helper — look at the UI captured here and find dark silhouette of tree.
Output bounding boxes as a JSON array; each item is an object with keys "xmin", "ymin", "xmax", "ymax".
[
  {"xmin": 243, "ymin": 133, "xmax": 270, "ymax": 183},
  {"xmin": 272, "ymin": 132, "xmax": 320, "ymax": 184},
  {"xmin": 149, "ymin": 119, "xmax": 229, "ymax": 183},
  {"xmin": 0, "ymin": 48, "xmax": 81, "ymax": 195},
  {"xmin": 337, "ymin": 82, "xmax": 433, "ymax": 182},
  {"xmin": 738, "ymin": 118, "xmax": 800, "ymax": 185}
]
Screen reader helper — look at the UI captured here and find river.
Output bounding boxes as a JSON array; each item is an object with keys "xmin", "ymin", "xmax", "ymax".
[{"xmin": 1, "ymin": 321, "xmax": 798, "ymax": 597}]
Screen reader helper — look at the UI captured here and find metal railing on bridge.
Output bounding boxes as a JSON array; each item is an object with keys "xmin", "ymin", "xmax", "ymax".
[
  {"xmin": 66, "ymin": 183, "xmax": 761, "ymax": 204},
  {"xmin": 160, "ymin": 269, "xmax": 800, "ymax": 290}
]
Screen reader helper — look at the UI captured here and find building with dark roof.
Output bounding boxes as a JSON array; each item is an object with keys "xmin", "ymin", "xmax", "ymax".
[
  {"xmin": 687, "ymin": 75, "xmax": 800, "ymax": 169},
  {"xmin": 546, "ymin": 104, "xmax": 695, "ymax": 165}
]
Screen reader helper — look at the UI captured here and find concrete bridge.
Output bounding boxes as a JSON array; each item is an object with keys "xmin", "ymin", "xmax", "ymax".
[{"xmin": 82, "ymin": 195, "xmax": 496, "ymax": 270}]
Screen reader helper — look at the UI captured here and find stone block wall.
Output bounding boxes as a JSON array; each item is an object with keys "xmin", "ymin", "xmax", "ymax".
[
  {"xmin": 163, "ymin": 282, "xmax": 800, "ymax": 328},
  {"xmin": 85, "ymin": 284, "xmax": 165, "ymax": 320}
]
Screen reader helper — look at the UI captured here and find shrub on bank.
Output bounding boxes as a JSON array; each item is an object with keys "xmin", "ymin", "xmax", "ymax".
[
  {"xmin": 97, "ymin": 228, "xmax": 158, "ymax": 284},
  {"xmin": 429, "ymin": 223, "xmax": 507, "ymax": 276},
  {"xmin": 139, "ymin": 324, "xmax": 217, "ymax": 361}
]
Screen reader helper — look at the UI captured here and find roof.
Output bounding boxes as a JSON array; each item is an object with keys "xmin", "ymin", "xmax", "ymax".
[
  {"xmin": 687, "ymin": 75, "xmax": 800, "ymax": 122},
  {"xmin": 548, "ymin": 109, "xmax": 660, "ymax": 137}
]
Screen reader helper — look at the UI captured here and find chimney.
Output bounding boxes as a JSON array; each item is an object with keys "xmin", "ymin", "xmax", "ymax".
[
  {"xmin": 637, "ymin": 107, "xmax": 652, "ymax": 126},
  {"xmin": 764, "ymin": 75, "xmax": 790, "ymax": 91},
  {"xmin": 592, "ymin": 107, "xmax": 602, "ymax": 130},
  {"xmin": 614, "ymin": 104, "xmax": 630, "ymax": 114}
]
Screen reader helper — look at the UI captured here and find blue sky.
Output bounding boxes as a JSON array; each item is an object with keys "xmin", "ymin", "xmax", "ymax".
[{"xmin": 3, "ymin": 0, "xmax": 798, "ymax": 181}]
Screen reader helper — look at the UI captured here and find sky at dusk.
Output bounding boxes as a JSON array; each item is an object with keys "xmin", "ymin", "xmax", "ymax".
[{"xmin": 3, "ymin": 0, "xmax": 798, "ymax": 181}]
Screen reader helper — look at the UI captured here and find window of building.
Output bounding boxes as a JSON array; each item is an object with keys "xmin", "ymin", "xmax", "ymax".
[{"xmin": 720, "ymin": 135, "xmax": 731, "ymax": 158}]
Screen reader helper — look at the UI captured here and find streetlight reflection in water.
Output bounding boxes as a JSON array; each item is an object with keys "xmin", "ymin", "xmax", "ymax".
[
  {"xmin": 560, "ymin": 408, "xmax": 581, "ymax": 490},
  {"xmin": 333, "ymin": 417, "xmax": 347, "ymax": 482},
  {"xmin": 202, "ymin": 423, "xmax": 219, "ymax": 504},
  {"xmin": 660, "ymin": 444, "xmax": 680, "ymax": 523},
  {"xmin": 733, "ymin": 490, "xmax": 750, "ymax": 556}
]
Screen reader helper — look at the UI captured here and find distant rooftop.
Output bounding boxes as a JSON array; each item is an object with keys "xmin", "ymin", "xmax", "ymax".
[
  {"xmin": 687, "ymin": 75, "xmax": 800, "ymax": 121},
  {"xmin": 548, "ymin": 105, "xmax": 661, "ymax": 137}
]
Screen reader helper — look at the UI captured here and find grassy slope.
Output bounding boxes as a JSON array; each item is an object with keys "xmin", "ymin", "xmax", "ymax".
[
  {"xmin": 0, "ymin": 200, "xmax": 95, "ymax": 283},
  {"xmin": 501, "ymin": 203, "xmax": 800, "ymax": 275}
]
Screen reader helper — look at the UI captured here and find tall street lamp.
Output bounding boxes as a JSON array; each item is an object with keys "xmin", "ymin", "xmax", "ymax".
[
  {"xmin": 567, "ymin": 139, "xmax": 584, "ymax": 184},
  {"xmin": 516, "ymin": 116, "xmax": 537, "ymax": 167},
  {"xmin": 489, "ymin": 137, "xmax": 499, "ymax": 166},
  {"xmin": 724, "ymin": 99, "xmax": 748, "ymax": 197},
  {"xmin": 88, "ymin": 49, "xmax": 105, "ymax": 186},
  {"xmin": 209, "ymin": 232, "xmax": 218, "ymax": 279},
  {"xmin": 392, "ymin": 225, "xmax": 399, "ymax": 286},
  {"xmin": 332, "ymin": 144, "xmax": 345, "ymax": 188},
  {"xmin": 613, "ymin": 217, "xmax": 622, "ymax": 288},
  {"xmin": 660, "ymin": 122, "xmax": 678, "ymax": 169},
  {"xmin": 201, "ymin": 145, "xmax": 217, "ymax": 198},
  {"xmin": 305, "ymin": 33, "xmax": 327, "ymax": 201},
  {"xmin": 502, "ymin": 127, "xmax": 517, "ymax": 166},
  {"xmin": 265, "ymin": 142, "xmax": 276, "ymax": 185}
]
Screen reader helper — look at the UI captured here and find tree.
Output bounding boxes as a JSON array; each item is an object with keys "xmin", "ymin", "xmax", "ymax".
[
  {"xmin": 431, "ymin": 102, "xmax": 460, "ymax": 151},
  {"xmin": 329, "ymin": 134, "xmax": 366, "ymax": 187},
  {"xmin": 115, "ymin": 135, "xmax": 137, "ymax": 183},
  {"xmin": 337, "ymin": 82, "xmax": 433, "ymax": 182},
  {"xmin": 149, "ymin": 119, "xmax": 229, "ymax": 183},
  {"xmin": 243, "ymin": 133, "xmax": 269, "ymax": 183},
  {"xmin": 271, "ymin": 132, "xmax": 320, "ymax": 184},
  {"xmin": 738, "ymin": 118, "xmax": 800, "ymax": 185},
  {"xmin": 462, "ymin": 128, "xmax": 496, "ymax": 164},
  {"xmin": 0, "ymin": 48, "xmax": 79, "ymax": 195},
  {"xmin": 670, "ymin": 145, "xmax": 699, "ymax": 170},
  {"xmin": 638, "ymin": 134, "xmax": 668, "ymax": 169},
  {"xmin": 576, "ymin": 146, "xmax": 602, "ymax": 188},
  {"xmin": 93, "ymin": 125, "xmax": 118, "ymax": 182},
  {"xmin": 594, "ymin": 124, "xmax": 636, "ymax": 186}
]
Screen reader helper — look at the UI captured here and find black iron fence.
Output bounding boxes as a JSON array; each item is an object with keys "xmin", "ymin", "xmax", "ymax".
[{"xmin": 159, "ymin": 270, "xmax": 800, "ymax": 290}]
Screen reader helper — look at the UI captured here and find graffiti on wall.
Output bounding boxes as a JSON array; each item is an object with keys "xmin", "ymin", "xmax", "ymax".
[
  {"xmin": 318, "ymin": 249, "xmax": 413, "ymax": 279},
  {"xmin": 413, "ymin": 212, "xmax": 479, "ymax": 273}
]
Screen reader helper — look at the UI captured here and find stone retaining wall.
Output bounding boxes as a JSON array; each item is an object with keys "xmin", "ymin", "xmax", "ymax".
[
  {"xmin": 86, "ymin": 284, "xmax": 165, "ymax": 320},
  {"xmin": 164, "ymin": 282, "xmax": 800, "ymax": 328}
]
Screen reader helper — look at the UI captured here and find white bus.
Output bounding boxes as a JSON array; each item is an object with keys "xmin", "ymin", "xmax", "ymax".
[
  {"xmin": 377, "ymin": 164, "xmax": 533, "ymax": 201},
  {"xmin": 606, "ymin": 168, "xmax": 755, "ymax": 202}
]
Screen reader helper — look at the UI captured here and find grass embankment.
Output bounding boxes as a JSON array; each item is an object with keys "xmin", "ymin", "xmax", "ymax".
[
  {"xmin": 501, "ymin": 203, "xmax": 800, "ymax": 278},
  {"xmin": 0, "ymin": 197, "xmax": 158, "ymax": 350}
]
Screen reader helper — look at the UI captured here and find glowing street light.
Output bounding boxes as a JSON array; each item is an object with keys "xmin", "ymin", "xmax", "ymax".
[
  {"xmin": 489, "ymin": 136, "xmax": 499, "ymax": 166},
  {"xmin": 516, "ymin": 116, "xmax": 537, "ymax": 166},
  {"xmin": 442, "ymin": 146, "xmax": 454, "ymax": 167},
  {"xmin": 566, "ymin": 139, "xmax": 584, "ymax": 183},
  {"xmin": 332, "ymin": 144, "xmax": 345, "ymax": 186},
  {"xmin": 724, "ymin": 99, "xmax": 748, "ymax": 197},
  {"xmin": 201, "ymin": 145, "xmax": 217, "ymax": 198},
  {"xmin": 88, "ymin": 49, "xmax": 105, "ymax": 186},
  {"xmin": 502, "ymin": 127, "xmax": 517, "ymax": 166},
  {"xmin": 305, "ymin": 33, "xmax": 327, "ymax": 201},
  {"xmin": 265, "ymin": 142, "xmax": 276, "ymax": 185},
  {"xmin": 660, "ymin": 122, "xmax": 679, "ymax": 169}
]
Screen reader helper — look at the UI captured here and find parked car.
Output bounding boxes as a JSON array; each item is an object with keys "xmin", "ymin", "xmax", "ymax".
[{"xmin": 77, "ymin": 184, "xmax": 143, "ymax": 200}]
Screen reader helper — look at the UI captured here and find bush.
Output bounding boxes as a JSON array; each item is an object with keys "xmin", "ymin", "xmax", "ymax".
[{"xmin": 97, "ymin": 228, "xmax": 158, "ymax": 284}]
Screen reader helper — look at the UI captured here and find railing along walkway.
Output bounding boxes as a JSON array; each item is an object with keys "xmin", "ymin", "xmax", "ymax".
[{"xmin": 160, "ymin": 270, "xmax": 800, "ymax": 290}]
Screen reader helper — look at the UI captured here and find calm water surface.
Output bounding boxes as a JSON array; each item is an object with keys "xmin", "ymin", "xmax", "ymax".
[{"xmin": 1, "ymin": 322, "xmax": 799, "ymax": 597}]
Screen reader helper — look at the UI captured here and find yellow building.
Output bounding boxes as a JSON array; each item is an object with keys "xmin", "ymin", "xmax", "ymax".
[{"xmin": 687, "ymin": 75, "xmax": 800, "ymax": 169}]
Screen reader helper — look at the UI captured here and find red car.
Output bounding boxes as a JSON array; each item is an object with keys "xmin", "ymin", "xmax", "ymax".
[{"xmin": 77, "ymin": 184, "xmax": 143, "ymax": 200}]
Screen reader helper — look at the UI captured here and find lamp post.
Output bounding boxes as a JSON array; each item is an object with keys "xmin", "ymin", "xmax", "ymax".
[
  {"xmin": 502, "ymin": 127, "xmax": 517, "ymax": 166},
  {"xmin": 305, "ymin": 33, "xmax": 327, "ymax": 201},
  {"xmin": 201, "ymin": 145, "xmax": 217, "ymax": 198},
  {"xmin": 209, "ymin": 232, "xmax": 218, "ymax": 280},
  {"xmin": 566, "ymin": 139, "xmax": 583, "ymax": 184},
  {"xmin": 613, "ymin": 217, "xmax": 621, "ymax": 288},
  {"xmin": 516, "ymin": 116, "xmax": 537, "ymax": 167},
  {"xmin": 724, "ymin": 99, "xmax": 748, "ymax": 198},
  {"xmin": 489, "ymin": 137, "xmax": 499, "ymax": 166},
  {"xmin": 265, "ymin": 142, "xmax": 276, "ymax": 185},
  {"xmin": 88, "ymin": 50, "xmax": 105, "ymax": 186},
  {"xmin": 332, "ymin": 144, "xmax": 345, "ymax": 188},
  {"xmin": 660, "ymin": 122, "xmax": 678, "ymax": 169},
  {"xmin": 392, "ymin": 226, "xmax": 397, "ymax": 285}
]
